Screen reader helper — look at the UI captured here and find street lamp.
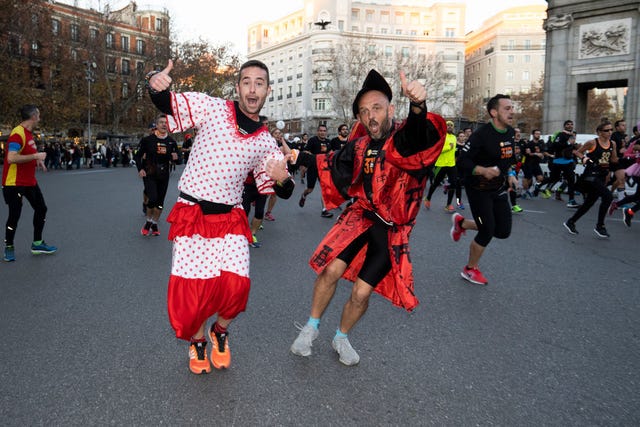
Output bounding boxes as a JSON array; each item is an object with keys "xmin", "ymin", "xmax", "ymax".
[{"xmin": 84, "ymin": 61, "xmax": 97, "ymax": 145}]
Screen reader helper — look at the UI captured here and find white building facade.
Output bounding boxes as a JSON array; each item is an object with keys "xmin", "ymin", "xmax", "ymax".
[
  {"xmin": 247, "ymin": 0, "xmax": 466, "ymax": 134},
  {"xmin": 464, "ymin": 5, "xmax": 547, "ymax": 119}
]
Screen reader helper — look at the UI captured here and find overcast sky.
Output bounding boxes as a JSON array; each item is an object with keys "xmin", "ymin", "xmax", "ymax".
[{"xmin": 62, "ymin": 0, "xmax": 548, "ymax": 55}]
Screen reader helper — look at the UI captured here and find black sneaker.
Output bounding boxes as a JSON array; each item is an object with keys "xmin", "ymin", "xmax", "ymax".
[
  {"xmin": 321, "ymin": 210, "xmax": 333, "ymax": 218},
  {"xmin": 623, "ymin": 208, "xmax": 633, "ymax": 228},
  {"xmin": 563, "ymin": 220, "xmax": 578, "ymax": 235},
  {"xmin": 299, "ymin": 195, "xmax": 306, "ymax": 207},
  {"xmin": 593, "ymin": 225, "xmax": 609, "ymax": 238}
]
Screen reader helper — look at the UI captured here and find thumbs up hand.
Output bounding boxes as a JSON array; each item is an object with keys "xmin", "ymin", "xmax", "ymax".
[
  {"xmin": 399, "ymin": 71, "xmax": 427, "ymax": 105},
  {"xmin": 148, "ymin": 60, "xmax": 174, "ymax": 92}
]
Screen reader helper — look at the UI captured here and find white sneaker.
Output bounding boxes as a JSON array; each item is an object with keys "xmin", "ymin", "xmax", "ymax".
[
  {"xmin": 331, "ymin": 336, "xmax": 360, "ymax": 366},
  {"xmin": 290, "ymin": 324, "xmax": 319, "ymax": 357}
]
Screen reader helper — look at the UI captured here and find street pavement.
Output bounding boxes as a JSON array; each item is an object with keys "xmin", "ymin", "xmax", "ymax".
[{"xmin": 1, "ymin": 165, "xmax": 638, "ymax": 425}]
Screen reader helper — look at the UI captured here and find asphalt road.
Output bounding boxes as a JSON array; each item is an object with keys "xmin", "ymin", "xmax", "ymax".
[{"xmin": 1, "ymin": 165, "xmax": 638, "ymax": 426}]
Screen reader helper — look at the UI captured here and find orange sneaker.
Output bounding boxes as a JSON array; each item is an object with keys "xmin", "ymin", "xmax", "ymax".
[
  {"xmin": 189, "ymin": 341, "xmax": 211, "ymax": 375},
  {"xmin": 209, "ymin": 328, "xmax": 231, "ymax": 369}
]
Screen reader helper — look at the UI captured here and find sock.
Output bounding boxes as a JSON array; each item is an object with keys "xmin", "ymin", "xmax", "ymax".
[
  {"xmin": 306, "ymin": 317, "xmax": 320, "ymax": 330},
  {"xmin": 191, "ymin": 336, "xmax": 206, "ymax": 343},
  {"xmin": 334, "ymin": 329, "xmax": 348, "ymax": 339},
  {"xmin": 213, "ymin": 322, "xmax": 227, "ymax": 335}
]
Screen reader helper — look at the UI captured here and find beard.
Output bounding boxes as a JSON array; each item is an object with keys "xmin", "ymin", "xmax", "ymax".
[{"xmin": 365, "ymin": 116, "xmax": 393, "ymax": 140}]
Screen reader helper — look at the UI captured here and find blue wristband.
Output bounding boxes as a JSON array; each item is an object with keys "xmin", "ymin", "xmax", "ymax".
[{"xmin": 508, "ymin": 171, "xmax": 516, "ymax": 177}]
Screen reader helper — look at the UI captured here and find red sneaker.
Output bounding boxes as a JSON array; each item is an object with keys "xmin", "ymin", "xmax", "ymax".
[
  {"xmin": 140, "ymin": 221, "xmax": 152, "ymax": 236},
  {"xmin": 461, "ymin": 265, "xmax": 488, "ymax": 285},
  {"xmin": 264, "ymin": 211, "xmax": 275, "ymax": 221},
  {"xmin": 450, "ymin": 213, "xmax": 466, "ymax": 242}
]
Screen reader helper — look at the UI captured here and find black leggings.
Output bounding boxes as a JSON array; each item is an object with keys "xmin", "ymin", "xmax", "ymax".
[
  {"xmin": 337, "ymin": 221, "xmax": 391, "ymax": 287},
  {"xmin": 242, "ymin": 184, "xmax": 267, "ymax": 220},
  {"xmin": 143, "ymin": 175, "xmax": 170, "ymax": 210},
  {"xmin": 466, "ymin": 187, "xmax": 512, "ymax": 247},
  {"xmin": 426, "ymin": 166, "xmax": 459, "ymax": 205},
  {"xmin": 3, "ymin": 185, "xmax": 48, "ymax": 245},
  {"xmin": 570, "ymin": 176, "xmax": 613, "ymax": 227},
  {"xmin": 542, "ymin": 162, "xmax": 576, "ymax": 199},
  {"xmin": 617, "ymin": 186, "xmax": 640, "ymax": 213}
]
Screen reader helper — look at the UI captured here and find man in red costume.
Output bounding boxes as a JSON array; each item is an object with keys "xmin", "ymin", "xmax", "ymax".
[{"xmin": 290, "ymin": 69, "xmax": 446, "ymax": 366}]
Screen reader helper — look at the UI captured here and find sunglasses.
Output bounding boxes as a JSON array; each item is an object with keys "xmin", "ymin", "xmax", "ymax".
[{"xmin": 600, "ymin": 128, "xmax": 613, "ymax": 132}]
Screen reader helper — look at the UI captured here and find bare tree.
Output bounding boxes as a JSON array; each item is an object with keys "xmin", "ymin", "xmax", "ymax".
[{"xmin": 320, "ymin": 38, "xmax": 462, "ymax": 125}]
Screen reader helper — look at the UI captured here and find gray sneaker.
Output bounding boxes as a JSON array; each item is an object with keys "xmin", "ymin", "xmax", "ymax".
[
  {"xmin": 331, "ymin": 336, "xmax": 360, "ymax": 366},
  {"xmin": 290, "ymin": 324, "xmax": 319, "ymax": 357}
]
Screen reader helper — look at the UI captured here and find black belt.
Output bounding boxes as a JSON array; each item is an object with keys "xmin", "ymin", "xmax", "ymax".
[{"xmin": 179, "ymin": 192, "xmax": 234, "ymax": 215}]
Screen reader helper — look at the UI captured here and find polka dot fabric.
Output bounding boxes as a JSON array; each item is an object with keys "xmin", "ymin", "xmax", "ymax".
[
  {"xmin": 171, "ymin": 233, "xmax": 250, "ymax": 279},
  {"xmin": 167, "ymin": 94, "xmax": 283, "ymax": 205}
]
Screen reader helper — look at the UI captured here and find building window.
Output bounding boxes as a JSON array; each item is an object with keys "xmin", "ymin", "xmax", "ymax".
[
  {"xmin": 136, "ymin": 61, "xmax": 144, "ymax": 76},
  {"xmin": 122, "ymin": 59, "xmax": 130, "ymax": 75},
  {"xmin": 351, "ymin": 26, "xmax": 359, "ymax": 32},
  {"xmin": 71, "ymin": 49, "xmax": 78, "ymax": 61},
  {"xmin": 338, "ymin": 20, "xmax": 344, "ymax": 31},
  {"xmin": 401, "ymin": 47, "xmax": 410, "ymax": 58},
  {"xmin": 411, "ymin": 13, "xmax": 419, "ymax": 25},
  {"xmin": 367, "ymin": 44, "xmax": 376, "ymax": 55},
  {"xmin": 351, "ymin": 9, "xmax": 359, "ymax": 20},
  {"xmin": 524, "ymin": 39, "xmax": 531, "ymax": 49},
  {"xmin": 395, "ymin": 12, "xmax": 404, "ymax": 25},
  {"xmin": 136, "ymin": 39, "xmax": 146, "ymax": 55},
  {"xmin": 506, "ymin": 70, "xmax": 513, "ymax": 80},
  {"xmin": 122, "ymin": 82, "xmax": 129, "ymax": 98},
  {"xmin": 155, "ymin": 18, "xmax": 163, "ymax": 32},
  {"xmin": 381, "ymin": 28, "xmax": 388, "ymax": 34},
  {"xmin": 507, "ymin": 55, "xmax": 515, "ymax": 63},
  {"xmin": 366, "ymin": 10, "xmax": 374, "ymax": 22},
  {"xmin": 366, "ymin": 27, "xmax": 373, "ymax": 34},
  {"xmin": 524, "ymin": 55, "xmax": 531, "ymax": 63},
  {"xmin": 121, "ymin": 35, "xmax": 129, "ymax": 52},
  {"xmin": 385, "ymin": 46, "xmax": 393, "ymax": 57},
  {"xmin": 90, "ymin": 28, "xmax": 99, "ymax": 41},
  {"xmin": 445, "ymin": 28, "xmax": 455, "ymax": 37},
  {"xmin": 410, "ymin": 30, "xmax": 417, "ymax": 36},
  {"xmin": 508, "ymin": 39, "xmax": 515, "ymax": 50},
  {"xmin": 52, "ymin": 19, "xmax": 60, "ymax": 36},
  {"xmin": 314, "ymin": 98, "xmax": 327, "ymax": 111},
  {"xmin": 106, "ymin": 33, "xmax": 115, "ymax": 49},
  {"xmin": 396, "ymin": 29, "xmax": 402, "ymax": 35},
  {"xmin": 522, "ymin": 70, "xmax": 530, "ymax": 80},
  {"xmin": 107, "ymin": 56, "xmax": 116, "ymax": 73},
  {"xmin": 71, "ymin": 24, "xmax": 80, "ymax": 42},
  {"xmin": 381, "ymin": 11, "xmax": 389, "ymax": 24}
]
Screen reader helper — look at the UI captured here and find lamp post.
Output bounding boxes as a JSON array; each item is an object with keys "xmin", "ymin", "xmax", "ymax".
[{"xmin": 84, "ymin": 61, "xmax": 97, "ymax": 146}]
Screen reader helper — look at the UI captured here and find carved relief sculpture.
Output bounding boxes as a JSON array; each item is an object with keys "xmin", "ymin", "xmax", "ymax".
[
  {"xmin": 579, "ymin": 18, "xmax": 631, "ymax": 59},
  {"xmin": 543, "ymin": 13, "xmax": 573, "ymax": 31}
]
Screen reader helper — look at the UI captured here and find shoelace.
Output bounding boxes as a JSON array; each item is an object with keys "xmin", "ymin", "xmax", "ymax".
[
  {"xmin": 293, "ymin": 321, "xmax": 305, "ymax": 332},
  {"xmin": 192, "ymin": 342, "xmax": 206, "ymax": 360},
  {"xmin": 215, "ymin": 333, "xmax": 227, "ymax": 352}
]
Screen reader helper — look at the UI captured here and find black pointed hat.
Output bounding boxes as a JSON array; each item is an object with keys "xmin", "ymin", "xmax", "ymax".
[{"xmin": 352, "ymin": 69, "xmax": 393, "ymax": 118}]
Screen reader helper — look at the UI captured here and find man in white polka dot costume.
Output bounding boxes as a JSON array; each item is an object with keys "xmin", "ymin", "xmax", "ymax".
[{"xmin": 147, "ymin": 59, "xmax": 294, "ymax": 375}]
